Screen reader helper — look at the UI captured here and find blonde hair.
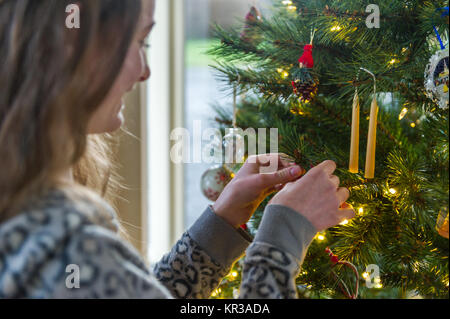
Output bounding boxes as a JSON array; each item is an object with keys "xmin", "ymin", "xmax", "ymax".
[{"xmin": 0, "ymin": 0, "xmax": 142, "ymax": 238}]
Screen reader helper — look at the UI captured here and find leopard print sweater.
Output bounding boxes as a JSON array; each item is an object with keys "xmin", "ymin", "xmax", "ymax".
[{"xmin": 0, "ymin": 189, "xmax": 317, "ymax": 299}]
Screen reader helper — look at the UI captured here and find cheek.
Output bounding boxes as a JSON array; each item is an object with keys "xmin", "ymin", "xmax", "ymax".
[
  {"xmin": 119, "ymin": 46, "xmax": 144, "ymax": 90},
  {"xmin": 87, "ymin": 46, "xmax": 144, "ymax": 134}
]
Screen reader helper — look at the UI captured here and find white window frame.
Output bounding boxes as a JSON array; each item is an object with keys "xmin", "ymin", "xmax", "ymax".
[{"xmin": 142, "ymin": 0, "xmax": 185, "ymax": 264}]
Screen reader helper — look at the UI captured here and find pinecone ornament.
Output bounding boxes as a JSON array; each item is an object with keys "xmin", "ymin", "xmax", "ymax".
[
  {"xmin": 292, "ymin": 76, "xmax": 319, "ymax": 102},
  {"xmin": 291, "ymin": 44, "xmax": 318, "ymax": 103}
]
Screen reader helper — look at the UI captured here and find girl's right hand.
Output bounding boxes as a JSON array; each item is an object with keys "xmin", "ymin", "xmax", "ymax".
[{"xmin": 268, "ymin": 160, "xmax": 355, "ymax": 232}]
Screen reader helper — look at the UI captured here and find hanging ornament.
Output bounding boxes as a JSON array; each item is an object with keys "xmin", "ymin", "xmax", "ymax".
[
  {"xmin": 349, "ymin": 80, "xmax": 360, "ymax": 174},
  {"xmin": 200, "ymin": 164, "xmax": 234, "ymax": 202},
  {"xmin": 298, "ymin": 44, "xmax": 314, "ymax": 68},
  {"xmin": 223, "ymin": 128, "xmax": 245, "ymax": 164},
  {"xmin": 325, "ymin": 248, "xmax": 359, "ymax": 299},
  {"xmin": 240, "ymin": 6, "xmax": 263, "ymax": 46},
  {"xmin": 224, "ymin": 75, "xmax": 246, "ymax": 164},
  {"xmin": 424, "ymin": 48, "xmax": 449, "ymax": 110},
  {"xmin": 205, "ymin": 130, "xmax": 224, "ymax": 163},
  {"xmin": 201, "ymin": 76, "xmax": 242, "ymax": 201},
  {"xmin": 362, "ymin": 68, "xmax": 378, "ymax": 179},
  {"xmin": 347, "ymin": 68, "xmax": 378, "ymax": 178},
  {"xmin": 291, "ymin": 29, "xmax": 319, "ymax": 103},
  {"xmin": 436, "ymin": 207, "xmax": 449, "ymax": 239},
  {"xmin": 424, "ymin": 8, "xmax": 449, "ymax": 110}
]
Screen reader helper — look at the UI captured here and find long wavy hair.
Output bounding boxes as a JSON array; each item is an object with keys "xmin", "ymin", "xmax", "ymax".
[{"xmin": 0, "ymin": 0, "xmax": 142, "ymax": 234}]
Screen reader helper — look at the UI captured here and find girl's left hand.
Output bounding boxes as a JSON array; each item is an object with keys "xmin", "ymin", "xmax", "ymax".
[{"xmin": 212, "ymin": 153, "xmax": 305, "ymax": 228}]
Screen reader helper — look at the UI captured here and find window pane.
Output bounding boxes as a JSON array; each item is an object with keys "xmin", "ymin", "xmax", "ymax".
[{"xmin": 183, "ymin": 0, "xmax": 267, "ymax": 228}]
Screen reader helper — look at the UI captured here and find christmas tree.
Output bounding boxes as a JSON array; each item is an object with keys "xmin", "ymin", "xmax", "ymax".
[{"xmin": 206, "ymin": 0, "xmax": 449, "ymax": 299}]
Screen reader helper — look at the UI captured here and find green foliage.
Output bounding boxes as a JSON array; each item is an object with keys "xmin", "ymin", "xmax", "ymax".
[{"xmin": 209, "ymin": 0, "xmax": 449, "ymax": 299}]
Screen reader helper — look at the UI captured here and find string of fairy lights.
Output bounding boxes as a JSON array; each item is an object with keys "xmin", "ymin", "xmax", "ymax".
[{"xmin": 212, "ymin": 0, "xmax": 449, "ymax": 299}]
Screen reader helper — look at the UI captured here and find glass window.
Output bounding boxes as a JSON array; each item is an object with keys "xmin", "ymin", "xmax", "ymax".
[{"xmin": 183, "ymin": 0, "xmax": 271, "ymax": 228}]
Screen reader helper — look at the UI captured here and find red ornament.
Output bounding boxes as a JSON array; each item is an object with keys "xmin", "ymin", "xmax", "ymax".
[
  {"xmin": 331, "ymin": 255, "xmax": 339, "ymax": 264},
  {"xmin": 240, "ymin": 6, "xmax": 263, "ymax": 44},
  {"xmin": 291, "ymin": 44, "xmax": 318, "ymax": 102},
  {"xmin": 245, "ymin": 6, "xmax": 261, "ymax": 23},
  {"xmin": 298, "ymin": 44, "xmax": 314, "ymax": 68}
]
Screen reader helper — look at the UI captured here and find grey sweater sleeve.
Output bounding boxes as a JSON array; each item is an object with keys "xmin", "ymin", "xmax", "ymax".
[
  {"xmin": 153, "ymin": 206, "xmax": 252, "ymax": 298},
  {"xmin": 239, "ymin": 204, "xmax": 317, "ymax": 299},
  {"xmin": 153, "ymin": 204, "xmax": 317, "ymax": 299}
]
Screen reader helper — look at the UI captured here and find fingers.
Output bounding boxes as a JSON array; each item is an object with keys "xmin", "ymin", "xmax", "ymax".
[
  {"xmin": 315, "ymin": 160, "xmax": 337, "ymax": 176},
  {"xmin": 259, "ymin": 165, "xmax": 305, "ymax": 189},
  {"xmin": 312, "ymin": 160, "xmax": 347, "ymax": 203},
  {"xmin": 246, "ymin": 153, "xmax": 296, "ymax": 173},
  {"xmin": 336, "ymin": 187, "xmax": 350, "ymax": 204},
  {"xmin": 242, "ymin": 153, "xmax": 305, "ymax": 190},
  {"xmin": 336, "ymin": 207, "xmax": 356, "ymax": 223},
  {"xmin": 330, "ymin": 175, "xmax": 340, "ymax": 188},
  {"xmin": 279, "ymin": 153, "xmax": 297, "ymax": 167}
]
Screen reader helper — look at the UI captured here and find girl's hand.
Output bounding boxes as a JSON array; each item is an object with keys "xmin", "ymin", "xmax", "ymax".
[
  {"xmin": 212, "ymin": 153, "xmax": 305, "ymax": 228},
  {"xmin": 269, "ymin": 160, "xmax": 356, "ymax": 231}
]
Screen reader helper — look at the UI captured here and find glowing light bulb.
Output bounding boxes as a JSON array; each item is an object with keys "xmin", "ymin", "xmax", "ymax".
[
  {"xmin": 389, "ymin": 188, "xmax": 397, "ymax": 195},
  {"xmin": 358, "ymin": 207, "xmax": 364, "ymax": 214},
  {"xmin": 282, "ymin": 0, "xmax": 293, "ymax": 5},
  {"xmin": 330, "ymin": 25, "xmax": 342, "ymax": 32},
  {"xmin": 287, "ymin": 5, "xmax": 297, "ymax": 12},
  {"xmin": 340, "ymin": 219, "xmax": 349, "ymax": 225},
  {"xmin": 362, "ymin": 272, "xmax": 369, "ymax": 279},
  {"xmin": 398, "ymin": 107, "xmax": 408, "ymax": 120},
  {"xmin": 281, "ymin": 71, "xmax": 289, "ymax": 79},
  {"xmin": 317, "ymin": 234, "xmax": 325, "ymax": 241},
  {"xmin": 389, "ymin": 58, "xmax": 398, "ymax": 65},
  {"xmin": 410, "ymin": 123, "xmax": 416, "ymax": 128}
]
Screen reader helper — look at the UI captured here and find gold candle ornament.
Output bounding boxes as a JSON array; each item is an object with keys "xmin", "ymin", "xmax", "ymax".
[
  {"xmin": 363, "ymin": 68, "xmax": 378, "ymax": 179},
  {"xmin": 349, "ymin": 90, "xmax": 360, "ymax": 173},
  {"xmin": 365, "ymin": 96, "xmax": 379, "ymax": 178}
]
